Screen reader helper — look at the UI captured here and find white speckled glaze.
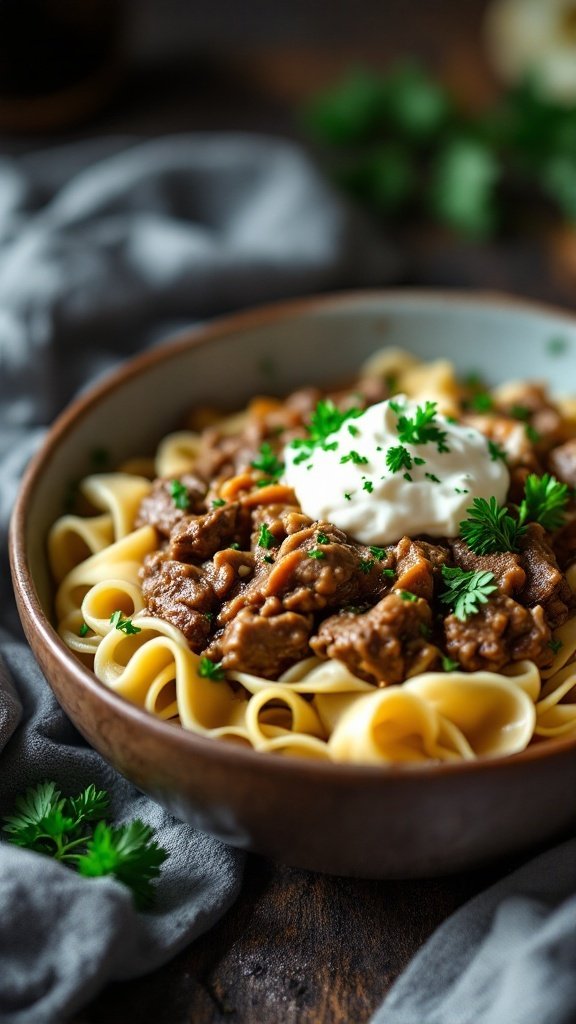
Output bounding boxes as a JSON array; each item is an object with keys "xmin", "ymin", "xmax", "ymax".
[{"xmin": 10, "ymin": 290, "xmax": 576, "ymax": 877}]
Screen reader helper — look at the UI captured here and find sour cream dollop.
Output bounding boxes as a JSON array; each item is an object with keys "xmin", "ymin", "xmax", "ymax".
[{"xmin": 283, "ymin": 396, "xmax": 509, "ymax": 545}]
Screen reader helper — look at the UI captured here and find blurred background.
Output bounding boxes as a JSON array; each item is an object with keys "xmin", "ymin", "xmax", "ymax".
[{"xmin": 2, "ymin": 0, "xmax": 576, "ymax": 304}]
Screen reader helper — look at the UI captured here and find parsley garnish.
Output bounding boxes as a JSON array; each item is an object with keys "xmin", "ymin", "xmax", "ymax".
[
  {"xmin": 369, "ymin": 545, "xmax": 386, "ymax": 560},
  {"xmin": 358, "ymin": 558, "xmax": 374, "ymax": 574},
  {"xmin": 363, "ymin": 480, "xmax": 374, "ymax": 493},
  {"xmin": 340, "ymin": 450, "xmax": 369, "ymax": 465},
  {"xmin": 169, "ymin": 479, "xmax": 189, "ymax": 511},
  {"xmin": 403, "ymin": 472, "xmax": 413, "ymax": 482},
  {"xmin": 509, "ymin": 404, "xmax": 530, "ymax": 421},
  {"xmin": 2, "ymin": 782, "xmax": 167, "ymax": 910},
  {"xmin": 460, "ymin": 497, "xmax": 526, "ymax": 554},
  {"xmin": 488, "ymin": 440, "xmax": 507, "ymax": 463},
  {"xmin": 344, "ymin": 492, "xmax": 353, "ymax": 501},
  {"xmin": 110, "ymin": 611, "xmax": 141, "ymax": 635},
  {"xmin": 348, "ymin": 424, "xmax": 360, "ymax": 437},
  {"xmin": 263, "ymin": 555, "xmax": 274, "ymax": 564},
  {"xmin": 250, "ymin": 442, "xmax": 284, "ymax": 482},
  {"xmin": 257, "ymin": 523, "xmax": 277, "ymax": 549},
  {"xmin": 518, "ymin": 473, "xmax": 569, "ymax": 532},
  {"xmin": 316, "ymin": 531, "xmax": 330, "ymax": 544},
  {"xmin": 398, "ymin": 590, "xmax": 418, "ymax": 602},
  {"xmin": 469, "ymin": 392, "xmax": 494, "ymax": 413},
  {"xmin": 386, "ymin": 445, "xmax": 412, "ymax": 474},
  {"xmin": 548, "ymin": 638, "xmax": 563, "ymax": 655},
  {"xmin": 440, "ymin": 565, "xmax": 497, "ymax": 621},
  {"xmin": 395, "ymin": 401, "xmax": 449, "ymax": 452},
  {"xmin": 525, "ymin": 424, "xmax": 541, "ymax": 444},
  {"xmin": 79, "ymin": 622, "xmax": 90, "ymax": 637},
  {"xmin": 290, "ymin": 400, "xmax": 362, "ymax": 461},
  {"xmin": 198, "ymin": 657, "xmax": 225, "ymax": 681},
  {"xmin": 425, "ymin": 472, "xmax": 441, "ymax": 483},
  {"xmin": 308, "ymin": 548, "xmax": 326, "ymax": 560},
  {"xmin": 382, "ymin": 568, "xmax": 395, "ymax": 578},
  {"xmin": 229, "ymin": 542, "xmax": 240, "ymax": 550},
  {"xmin": 442, "ymin": 655, "xmax": 460, "ymax": 672},
  {"xmin": 212, "ymin": 498, "xmax": 226, "ymax": 508},
  {"xmin": 203, "ymin": 611, "xmax": 214, "ymax": 623}
]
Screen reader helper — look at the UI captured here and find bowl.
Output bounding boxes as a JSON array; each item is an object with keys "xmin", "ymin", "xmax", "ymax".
[{"xmin": 10, "ymin": 290, "xmax": 576, "ymax": 877}]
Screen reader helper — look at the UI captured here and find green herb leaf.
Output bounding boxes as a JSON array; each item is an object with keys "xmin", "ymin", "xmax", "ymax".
[
  {"xmin": 250, "ymin": 442, "xmax": 284, "ymax": 482},
  {"xmin": 257, "ymin": 523, "xmax": 278, "ymax": 549},
  {"xmin": 79, "ymin": 622, "xmax": 90, "ymax": 637},
  {"xmin": 110, "ymin": 611, "xmax": 141, "ymax": 635},
  {"xmin": 316, "ymin": 531, "xmax": 330, "ymax": 544},
  {"xmin": 169, "ymin": 479, "xmax": 190, "ymax": 511},
  {"xmin": 369, "ymin": 545, "xmax": 386, "ymax": 561},
  {"xmin": 394, "ymin": 401, "xmax": 449, "ymax": 452},
  {"xmin": 398, "ymin": 590, "xmax": 418, "ymax": 602},
  {"xmin": 212, "ymin": 498, "xmax": 226, "ymax": 508},
  {"xmin": 77, "ymin": 819, "xmax": 168, "ymax": 911},
  {"xmin": 358, "ymin": 558, "xmax": 374, "ymax": 574},
  {"xmin": 386, "ymin": 445, "xmax": 413, "ymax": 474},
  {"xmin": 440, "ymin": 565, "xmax": 498, "ymax": 621},
  {"xmin": 488, "ymin": 440, "xmax": 507, "ymax": 463},
  {"xmin": 548, "ymin": 638, "xmax": 563, "ymax": 655},
  {"xmin": 340, "ymin": 449, "xmax": 369, "ymax": 465},
  {"xmin": 460, "ymin": 497, "xmax": 526, "ymax": 554},
  {"xmin": 308, "ymin": 548, "xmax": 326, "ymax": 560},
  {"xmin": 518, "ymin": 473, "xmax": 569, "ymax": 531},
  {"xmin": 290, "ymin": 400, "xmax": 362, "ymax": 462},
  {"xmin": 198, "ymin": 657, "xmax": 225, "ymax": 681},
  {"xmin": 441, "ymin": 655, "xmax": 460, "ymax": 672}
]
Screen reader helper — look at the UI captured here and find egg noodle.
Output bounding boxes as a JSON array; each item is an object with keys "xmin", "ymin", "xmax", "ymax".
[{"xmin": 49, "ymin": 350, "xmax": 576, "ymax": 764}]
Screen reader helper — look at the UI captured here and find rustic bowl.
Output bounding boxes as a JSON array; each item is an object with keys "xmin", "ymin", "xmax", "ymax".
[{"xmin": 10, "ymin": 290, "xmax": 576, "ymax": 877}]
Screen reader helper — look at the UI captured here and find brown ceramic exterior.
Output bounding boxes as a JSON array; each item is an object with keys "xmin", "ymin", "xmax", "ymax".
[{"xmin": 10, "ymin": 290, "xmax": 576, "ymax": 877}]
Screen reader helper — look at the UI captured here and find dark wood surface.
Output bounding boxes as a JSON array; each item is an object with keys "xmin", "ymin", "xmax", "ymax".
[{"xmin": 5, "ymin": 4, "xmax": 573, "ymax": 1021}]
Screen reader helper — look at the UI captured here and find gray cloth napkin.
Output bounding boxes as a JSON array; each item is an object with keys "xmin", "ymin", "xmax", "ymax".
[
  {"xmin": 0, "ymin": 133, "xmax": 392, "ymax": 1024},
  {"xmin": 372, "ymin": 839, "xmax": 576, "ymax": 1024}
]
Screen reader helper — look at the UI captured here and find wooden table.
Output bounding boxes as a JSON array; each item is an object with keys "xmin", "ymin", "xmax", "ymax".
[{"xmin": 5, "ymin": 4, "xmax": 572, "ymax": 1020}]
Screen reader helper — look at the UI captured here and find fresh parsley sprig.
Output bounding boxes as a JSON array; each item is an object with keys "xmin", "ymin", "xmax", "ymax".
[
  {"xmin": 250, "ymin": 442, "xmax": 284, "ymax": 482},
  {"xmin": 169, "ymin": 479, "xmax": 190, "ymax": 511},
  {"xmin": 459, "ymin": 497, "xmax": 526, "ymax": 554},
  {"xmin": 110, "ymin": 610, "xmax": 141, "ymax": 635},
  {"xmin": 290, "ymin": 399, "xmax": 362, "ymax": 461},
  {"xmin": 2, "ymin": 782, "xmax": 167, "ymax": 910},
  {"xmin": 393, "ymin": 400, "xmax": 449, "ymax": 453},
  {"xmin": 440, "ymin": 565, "xmax": 497, "ymax": 621},
  {"xmin": 518, "ymin": 473, "xmax": 569, "ymax": 532},
  {"xmin": 198, "ymin": 656, "xmax": 226, "ymax": 681},
  {"xmin": 386, "ymin": 445, "xmax": 412, "ymax": 474}
]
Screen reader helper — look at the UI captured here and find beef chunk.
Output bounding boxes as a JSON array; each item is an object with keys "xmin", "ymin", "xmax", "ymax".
[
  {"xmin": 310, "ymin": 593, "xmax": 438, "ymax": 686},
  {"xmin": 443, "ymin": 594, "xmax": 551, "ymax": 672},
  {"xmin": 250, "ymin": 505, "xmax": 313, "ymax": 554},
  {"xmin": 140, "ymin": 552, "xmax": 216, "ymax": 650},
  {"xmin": 519, "ymin": 524, "xmax": 572, "ymax": 628},
  {"xmin": 548, "ymin": 439, "xmax": 576, "ymax": 489},
  {"xmin": 169, "ymin": 503, "xmax": 249, "ymax": 562},
  {"xmin": 209, "ymin": 607, "xmax": 313, "ymax": 678},
  {"xmin": 552, "ymin": 519, "xmax": 576, "ymax": 569},
  {"xmin": 394, "ymin": 537, "xmax": 449, "ymax": 600},
  {"xmin": 450, "ymin": 538, "xmax": 526, "ymax": 596},
  {"xmin": 204, "ymin": 548, "xmax": 256, "ymax": 601},
  {"xmin": 135, "ymin": 474, "xmax": 206, "ymax": 537}
]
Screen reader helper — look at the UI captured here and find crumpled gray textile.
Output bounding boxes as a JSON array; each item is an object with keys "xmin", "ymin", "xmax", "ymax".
[
  {"xmin": 0, "ymin": 133, "xmax": 392, "ymax": 1024},
  {"xmin": 372, "ymin": 839, "xmax": 576, "ymax": 1024}
]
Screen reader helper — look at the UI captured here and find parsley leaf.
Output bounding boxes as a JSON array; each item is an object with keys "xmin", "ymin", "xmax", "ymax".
[
  {"xmin": 212, "ymin": 498, "xmax": 226, "ymax": 508},
  {"xmin": 198, "ymin": 657, "xmax": 225, "ymax": 681},
  {"xmin": 110, "ymin": 610, "xmax": 141, "ymax": 635},
  {"xmin": 441, "ymin": 655, "xmax": 460, "ymax": 672},
  {"xmin": 290, "ymin": 400, "xmax": 362, "ymax": 461},
  {"xmin": 316, "ymin": 531, "xmax": 330, "ymax": 544},
  {"xmin": 250, "ymin": 442, "xmax": 284, "ymax": 482},
  {"xmin": 79, "ymin": 622, "xmax": 90, "ymax": 637},
  {"xmin": 394, "ymin": 401, "xmax": 449, "ymax": 452},
  {"xmin": 369, "ymin": 545, "xmax": 386, "ymax": 560},
  {"xmin": 358, "ymin": 558, "xmax": 374, "ymax": 574},
  {"xmin": 169, "ymin": 479, "xmax": 190, "ymax": 511},
  {"xmin": 488, "ymin": 440, "xmax": 507, "ymax": 463},
  {"xmin": 518, "ymin": 473, "xmax": 569, "ymax": 532},
  {"xmin": 386, "ymin": 445, "xmax": 413, "ymax": 474},
  {"xmin": 308, "ymin": 548, "xmax": 326, "ymax": 560},
  {"xmin": 440, "ymin": 565, "xmax": 497, "ymax": 621},
  {"xmin": 398, "ymin": 590, "xmax": 418, "ymax": 602},
  {"xmin": 2, "ymin": 782, "xmax": 166, "ymax": 909},
  {"xmin": 460, "ymin": 497, "xmax": 526, "ymax": 554},
  {"xmin": 340, "ymin": 449, "xmax": 369, "ymax": 465},
  {"xmin": 77, "ymin": 819, "xmax": 168, "ymax": 911},
  {"xmin": 257, "ymin": 523, "xmax": 278, "ymax": 549}
]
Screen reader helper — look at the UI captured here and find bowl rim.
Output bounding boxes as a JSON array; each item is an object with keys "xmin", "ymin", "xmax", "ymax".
[{"xmin": 9, "ymin": 286, "xmax": 576, "ymax": 783}]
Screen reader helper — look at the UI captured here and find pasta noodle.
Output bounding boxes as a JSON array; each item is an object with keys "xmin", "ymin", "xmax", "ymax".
[{"xmin": 49, "ymin": 349, "xmax": 576, "ymax": 764}]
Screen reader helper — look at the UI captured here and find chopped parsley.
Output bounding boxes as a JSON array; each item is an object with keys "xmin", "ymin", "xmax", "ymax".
[
  {"xmin": 369, "ymin": 545, "xmax": 386, "ymax": 560},
  {"xmin": 79, "ymin": 622, "xmax": 90, "ymax": 638},
  {"xmin": 518, "ymin": 473, "xmax": 569, "ymax": 532},
  {"xmin": 487, "ymin": 440, "xmax": 507, "ymax": 463},
  {"xmin": 348, "ymin": 424, "xmax": 360, "ymax": 437},
  {"xmin": 454, "ymin": 487, "xmax": 469, "ymax": 494},
  {"xmin": 340, "ymin": 449, "xmax": 369, "ymax": 465},
  {"xmin": 250, "ymin": 442, "xmax": 284, "ymax": 482},
  {"xmin": 198, "ymin": 657, "xmax": 225, "ymax": 681},
  {"xmin": 203, "ymin": 611, "xmax": 214, "ymax": 623},
  {"xmin": 386, "ymin": 445, "xmax": 412, "ymax": 474},
  {"xmin": 442, "ymin": 656, "xmax": 460, "ymax": 672},
  {"xmin": 358, "ymin": 558, "xmax": 374, "ymax": 574},
  {"xmin": 169, "ymin": 479, "xmax": 190, "ymax": 511},
  {"xmin": 439, "ymin": 565, "xmax": 497, "ymax": 621},
  {"xmin": 229, "ymin": 542, "xmax": 240, "ymax": 550},
  {"xmin": 394, "ymin": 400, "xmax": 449, "ymax": 453},
  {"xmin": 290, "ymin": 400, "xmax": 362, "ymax": 461},
  {"xmin": 212, "ymin": 498, "xmax": 226, "ymax": 508},
  {"xmin": 525, "ymin": 424, "xmax": 541, "ymax": 444},
  {"xmin": 460, "ymin": 497, "xmax": 526, "ymax": 554},
  {"xmin": 425, "ymin": 472, "xmax": 441, "ymax": 483},
  {"xmin": 469, "ymin": 392, "xmax": 494, "ymax": 413},
  {"xmin": 316, "ymin": 531, "xmax": 330, "ymax": 544},
  {"xmin": 403, "ymin": 472, "xmax": 413, "ymax": 482},
  {"xmin": 363, "ymin": 480, "xmax": 374, "ymax": 493},
  {"xmin": 509, "ymin": 404, "xmax": 530, "ymax": 422},
  {"xmin": 414, "ymin": 456, "xmax": 426, "ymax": 466},
  {"xmin": 308, "ymin": 548, "xmax": 326, "ymax": 560},
  {"xmin": 382, "ymin": 568, "xmax": 396, "ymax": 578},
  {"xmin": 548, "ymin": 638, "xmax": 563, "ymax": 655},
  {"xmin": 398, "ymin": 590, "xmax": 418, "ymax": 602},
  {"xmin": 344, "ymin": 492, "xmax": 353, "ymax": 501},
  {"xmin": 257, "ymin": 523, "xmax": 277, "ymax": 549},
  {"xmin": 110, "ymin": 611, "xmax": 141, "ymax": 635},
  {"xmin": 263, "ymin": 555, "xmax": 274, "ymax": 564}
]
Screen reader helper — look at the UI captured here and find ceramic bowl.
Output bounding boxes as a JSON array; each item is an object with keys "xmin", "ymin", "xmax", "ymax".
[{"xmin": 10, "ymin": 290, "xmax": 576, "ymax": 877}]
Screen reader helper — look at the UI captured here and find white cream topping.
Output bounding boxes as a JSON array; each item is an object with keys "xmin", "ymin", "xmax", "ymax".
[{"xmin": 283, "ymin": 396, "xmax": 510, "ymax": 545}]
